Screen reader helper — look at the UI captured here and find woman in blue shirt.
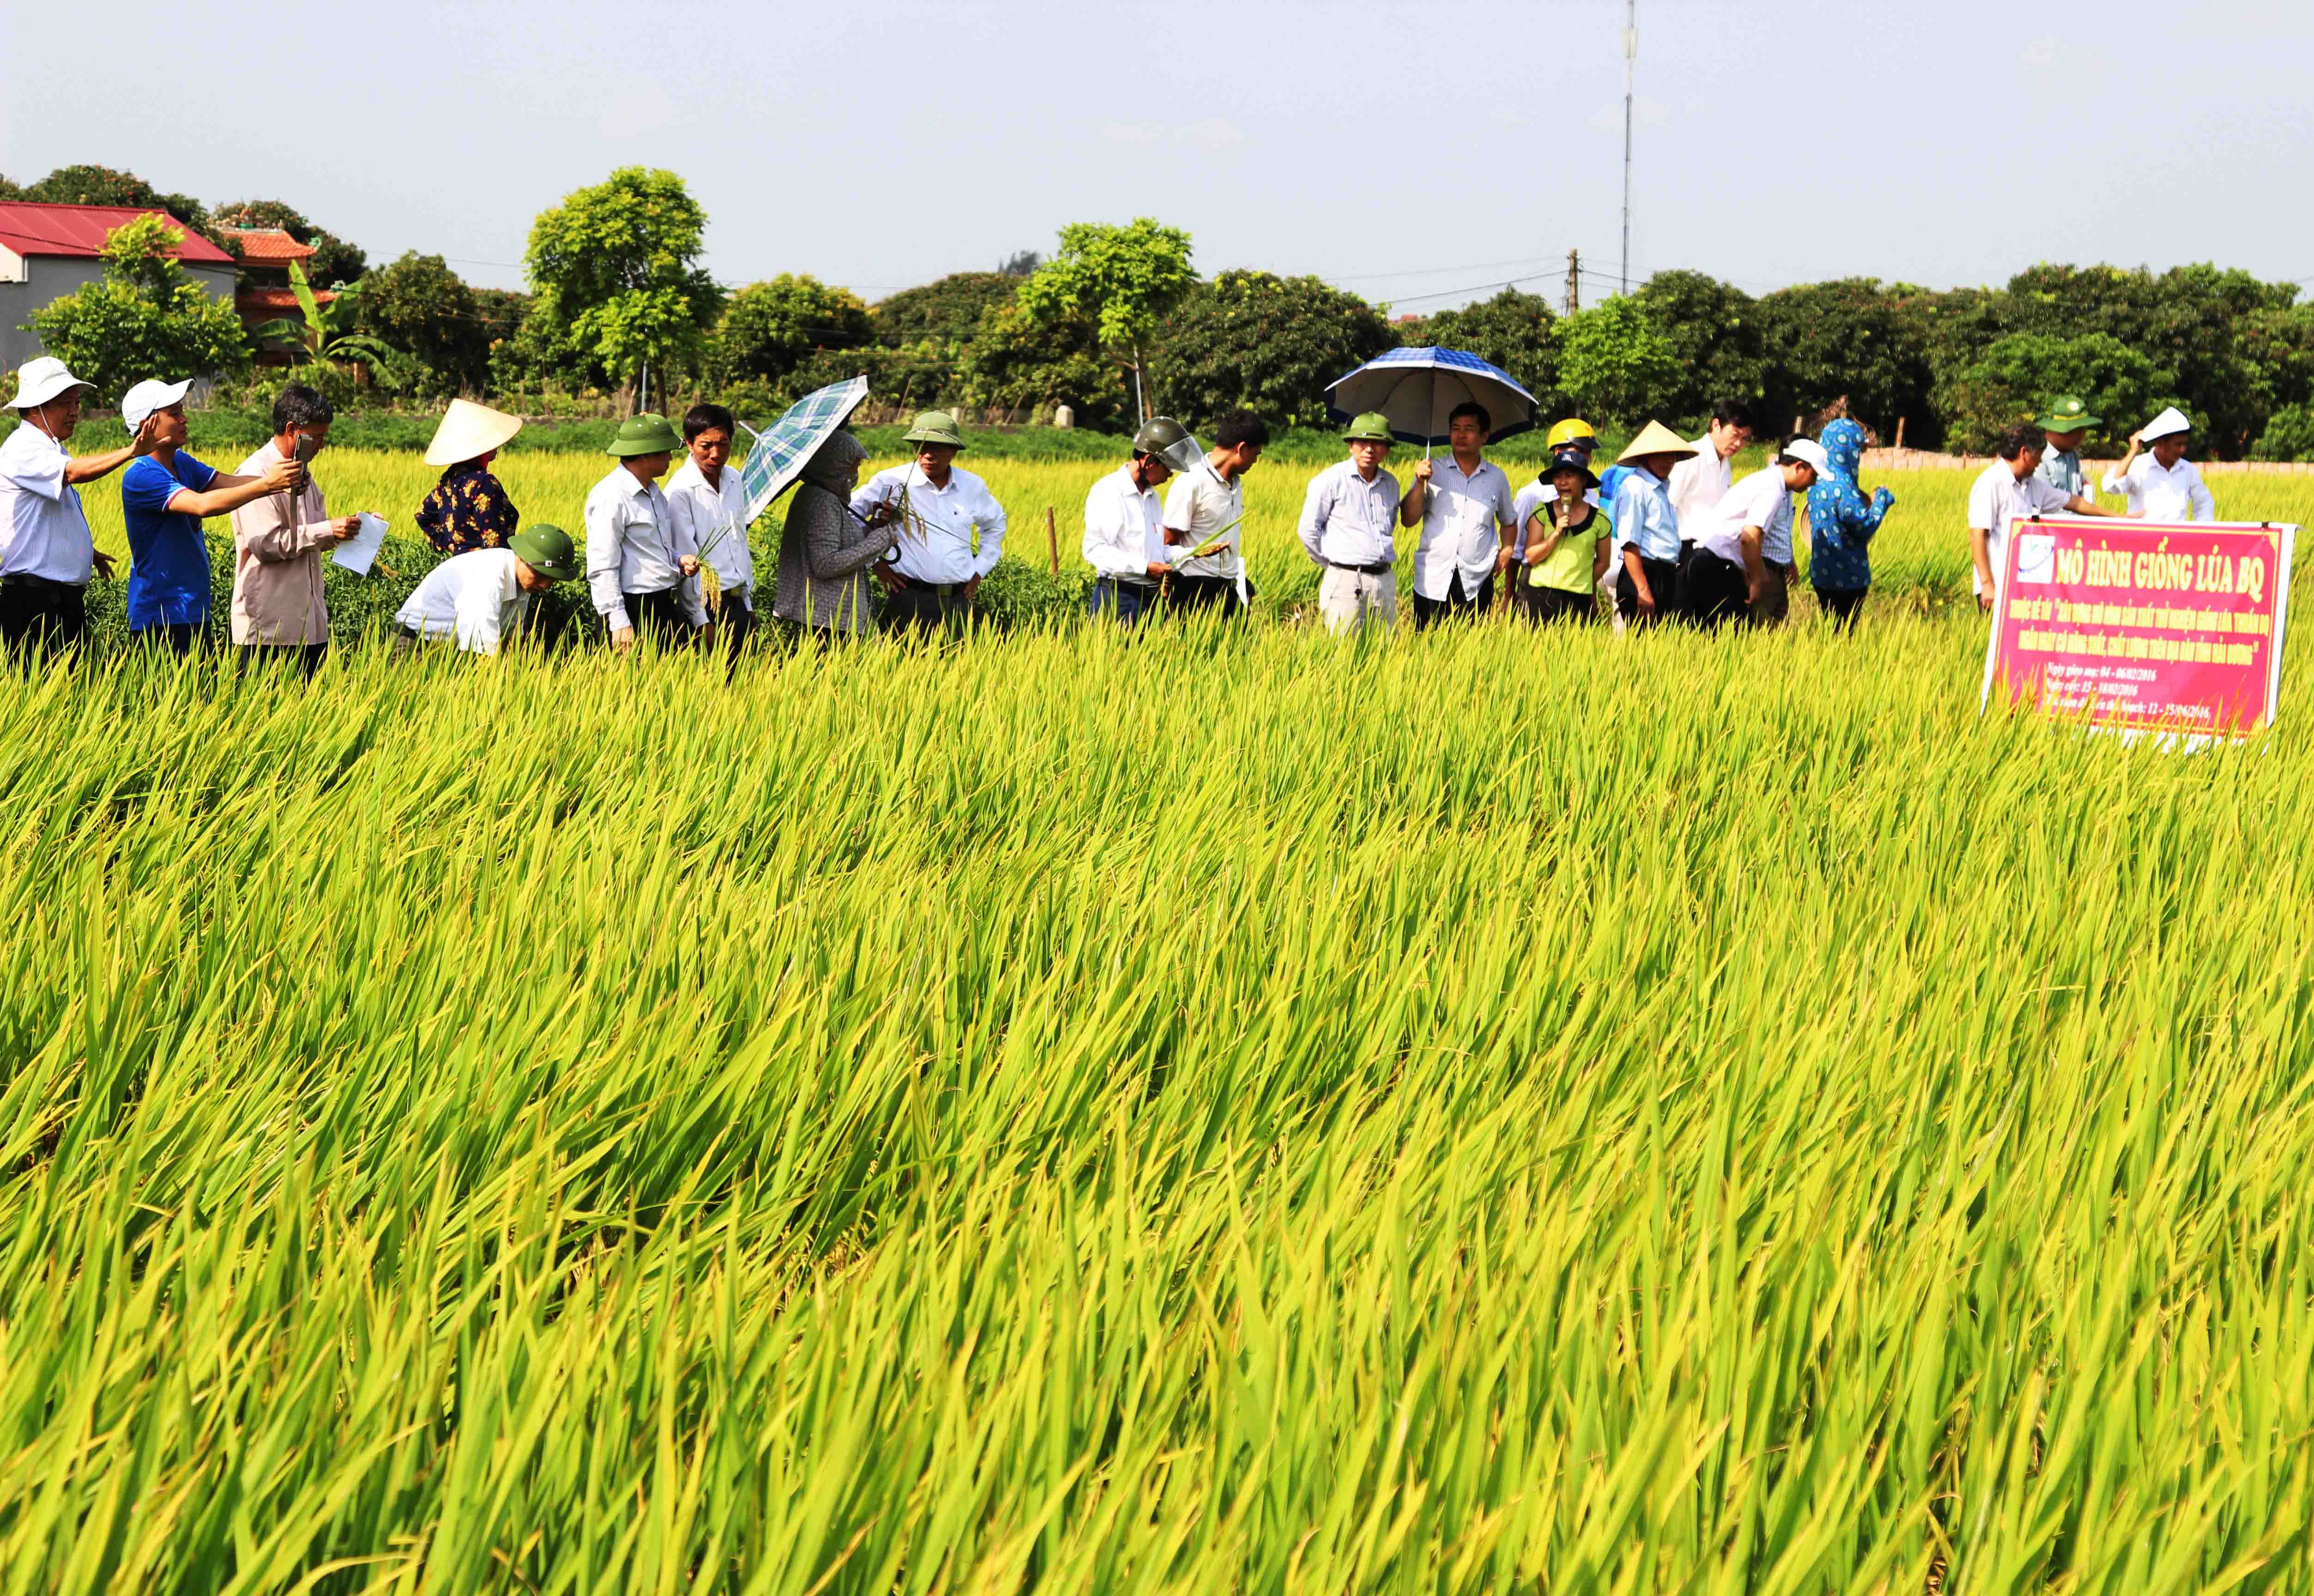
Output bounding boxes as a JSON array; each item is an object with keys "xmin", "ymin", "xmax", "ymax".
[
  {"xmin": 1805, "ymin": 418, "xmax": 1894, "ymax": 631},
  {"xmin": 117, "ymin": 379, "xmax": 303, "ymax": 653}
]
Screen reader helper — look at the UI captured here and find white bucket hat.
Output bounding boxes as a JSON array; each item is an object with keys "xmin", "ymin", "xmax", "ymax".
[
  {"xmin": 121, "ymin": 377, "xmax": 192, "ymax": 433},
  {"xmin": 9, "ymin": 356, "xmax": 93, "ymax": 411},
  {"xmin": 1781, "ymin": 437, "xmax": 1835, "ymax": 478},
  {"xmin": 2139, "ymin": 406, "xmax": 2193, "ymax": 443},
  {"xmin": 423, "ymin": 399, "xmax": 524, "ymax": 468}
]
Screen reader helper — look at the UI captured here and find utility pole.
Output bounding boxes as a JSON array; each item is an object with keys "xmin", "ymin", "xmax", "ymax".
[
  {"xmin": 1565, "ymin": 249, "xmax": 1581, "ymax": 317},
  {"xmin": 1622, "ymin": 0, "xmax": 1637, "ymax": 296}
]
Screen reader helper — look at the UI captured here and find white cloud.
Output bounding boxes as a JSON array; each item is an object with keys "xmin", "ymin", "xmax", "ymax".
[
  {"xmin": 1180, "ymin": 116, "xmax": 1244, "ymax": 151},
  {"xmin": 599, "ymin": 82, "xmax": 674, "ymax": 140},
  {"xmin": 2019, "ymin": 36, "xmax": 2060, "ymax": 69}
]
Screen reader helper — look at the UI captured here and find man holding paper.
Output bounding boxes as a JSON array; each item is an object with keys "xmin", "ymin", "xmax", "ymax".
[{"xmin": 229, "ymin": 385, "xmax": 371, "ymax": 677}]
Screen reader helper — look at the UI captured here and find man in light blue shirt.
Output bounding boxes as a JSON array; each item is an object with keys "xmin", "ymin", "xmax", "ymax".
[
  {"xmin": 1607, "ymin": 422, "xmax": 1697, "ymax": 625},
  {"xmin": 1298, "ymin": 411, "xmax": 1402, "ymax": 635}
]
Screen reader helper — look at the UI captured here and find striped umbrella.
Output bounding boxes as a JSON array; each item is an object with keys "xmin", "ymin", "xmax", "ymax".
[{"xmin": 1323, "ymin": 347, "xmax": 1540, "ymax": 449}]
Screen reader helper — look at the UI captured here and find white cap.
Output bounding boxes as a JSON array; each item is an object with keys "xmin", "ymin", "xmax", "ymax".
[
  {"xmin": 8, "ymin": 356, "xmax": 92, "ymax": 411},
  {"xmin": 121, "ymin": 378, "xmax": 192, "ymax": 434},
  {"xmin": 2140, "ymin": 406, "xmax": 2193, "ymax": 442},
  {"xmin": 1780, "ymin": 437, "xmax": 1835, "ymax": 478}
]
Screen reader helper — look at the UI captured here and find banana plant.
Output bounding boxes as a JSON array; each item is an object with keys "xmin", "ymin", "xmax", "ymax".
[{"xmin": 251, "ymin": 258, "xmax": 403, "ymax": 376}]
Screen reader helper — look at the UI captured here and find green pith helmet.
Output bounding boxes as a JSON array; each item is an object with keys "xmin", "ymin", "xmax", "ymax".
[
  {"xmin": 2035, "ymin": 394, "xmax": 2102, "ymax": 433},
  {"xmin": 902, "ymin": 410, "xmax": 966, "ymax": 449},
  {"xmin": 1343, "ymin": 412, "xmax": 1394, "ymax": 443},
  {"xmin": 1132, "ymin": 415, "xmax": 1203, "ymax": 474},
  {"xmin": 510, "ymin": 523, "xmax": 579, "ymax": 581},
  {"xmin": 605, "ymin": 412, "xmax": 682, "ymax": 457}
]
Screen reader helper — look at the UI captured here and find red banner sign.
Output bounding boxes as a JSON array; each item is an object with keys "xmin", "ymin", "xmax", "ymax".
[{"xmin": 1980, "ymin": 517, "xmax": 2297, "ymax": 736}]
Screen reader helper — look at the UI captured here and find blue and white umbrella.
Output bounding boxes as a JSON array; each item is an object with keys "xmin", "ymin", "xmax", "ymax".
[
  {"xmin": 1323, "ymin": 347, "xmax": 1540, "ymax": 448},
  {"xmin": 734, "ymin": 374, "xmax": 870, "ymax": 525}
]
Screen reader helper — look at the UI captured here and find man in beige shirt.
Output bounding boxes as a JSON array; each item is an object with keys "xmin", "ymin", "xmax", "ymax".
[{"xmin": 229, "ymin": 384, "xmax": 367, "ymax": 675}]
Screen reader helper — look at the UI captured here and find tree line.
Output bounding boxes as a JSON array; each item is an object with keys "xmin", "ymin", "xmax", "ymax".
[{"xmin": 10, "ymin": 163, "xmax": 2313, "ymax": 460}]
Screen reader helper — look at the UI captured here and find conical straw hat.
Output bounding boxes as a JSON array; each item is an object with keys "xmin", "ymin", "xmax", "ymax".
[
  {"xmin": 1617, "ymin": 419, "xmax": 1702, "ymax": 465},
  {"xmin": 423, "ymin": 399, "xmax": 525, "ymax": 467}
]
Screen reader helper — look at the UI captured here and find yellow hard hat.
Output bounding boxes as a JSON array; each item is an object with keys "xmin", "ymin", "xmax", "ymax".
[{"xmin": 1545, "ymin": 417, "xmax": 1598, "ymax": 452}]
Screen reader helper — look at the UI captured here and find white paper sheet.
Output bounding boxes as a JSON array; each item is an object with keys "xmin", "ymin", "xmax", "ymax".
[{"xmin": 332, "ymin": 513, "xmax": 388, "ymax": 575}]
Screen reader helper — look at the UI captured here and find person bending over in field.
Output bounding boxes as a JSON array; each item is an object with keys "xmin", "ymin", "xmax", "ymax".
[
  {"xmin": 850, "ymin": 411, "xmax": 1006, "ymax": 638},
  {"xmin": 1520, "ymin": 447, "xmax": 1612, "ymax": 624},
  {"xmin": 1966, "ymin": 423, "xmax": 2108, "ymax": 611},
  {"xmin": 1164, "ymin": 409, "xmax": 1268, "ymax": 617},
  {"xmin": 1299, "ymin": 412, "xmax": 1404, "ymax": 635},
  {"xmin": 1084, "ymin": 417, "xmax": 1202, "ymax": 627},
  {"xmin": 1403, "ymin": 401, "xmax": 1519, "ymax": 627},
  {"xmin": 393, "ymin": 525, "xmax": 580, "ymax": 656},
  {"xmin": 118, "ymin": 377, "xmax": 305, "ymax": 657},
  {"xmin": 229, "ymin": 384, "xmax": 373, "ymax": 678},
  {"xmin": 586, "ymin": 413, "xmax": 710, "ymax": 654},
  {"xmin": 1678, "ymin": 437, "xmax": 1830, "ymax": 630}
]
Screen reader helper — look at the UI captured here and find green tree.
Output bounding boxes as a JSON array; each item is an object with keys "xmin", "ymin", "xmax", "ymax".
[
  {"xmin": 21, "ymin": 164, "xmax": 210, "ymax": 234},
  {"xmin": 961, "ymin": 302, "xmax": 1118, "ymax": 429},
  {"xmin": 1017, "ymin": 218, "xmax": 1195, "ymax": 421},
  {"xmin": 2251, "ymin": 404, "xmax": 2314, "ymax": 462},
  {"xmin": 1555, "ymin": 297, "xmax": 1680, "ymax": 426},
  {"xmin": 211, "ymin": 198, "xmax": 367, "ymax": 284},
  {"xmin": 523, "ymin": 167, "xmax": 722, "ymax": 413},
  {"xmin": 1149, "ymin": 271, "xmax": 1394, "ymax": 430},
  {"xmin": 356, "ymin": 251, "xmax": 491, "ymax": 397},
  {"xmin": 715, "ymin": 275, "xmax": 872, "ymax": 385},
  {"xmin": 1399, "ymin": 289, "xmax": 1560, "ymax": 412},
  {"xmin": 251, "ymin": 260, "xmax": 400, "ymax": 381},
  {"xmin": 1633, "ymin": 271, "xmax": 1765, "ymax": 426},
  {"xmin": 1938, "ymin": 332, "xmax": 2166, "ymax": 453},
  {"xmin": 1754, "ymin": 278, "xmax": 1938, "ymax": 443},
  {"xmin": 27, "ymin": 214, "xmax": 248, "ymax": 393}
]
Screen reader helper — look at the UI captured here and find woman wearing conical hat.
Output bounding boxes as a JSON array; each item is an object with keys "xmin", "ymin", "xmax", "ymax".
[
  {"xmin": 1605, "ymin": 420, "xmax": 1697, "ymax": 627},
  {"xmin": 415, "ymin": 399, "xmax": 525, "ymax": 554}
]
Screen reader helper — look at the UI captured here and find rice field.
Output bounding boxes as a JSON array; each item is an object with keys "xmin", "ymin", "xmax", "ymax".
[{"xmin": 11, "ymin": 440, "xmax": 2314, "ymax": 1592}]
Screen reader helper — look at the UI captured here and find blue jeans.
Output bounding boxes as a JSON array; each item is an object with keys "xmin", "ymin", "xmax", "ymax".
[{"xmin": 1087, "ymin": 577, "xmax": 1158, "ymax": 625}]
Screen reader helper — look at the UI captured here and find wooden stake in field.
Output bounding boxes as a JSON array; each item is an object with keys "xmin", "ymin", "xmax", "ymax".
[{"xmin": 1046, "ymin": 507, "xmax": 1059, "ymax": 576}]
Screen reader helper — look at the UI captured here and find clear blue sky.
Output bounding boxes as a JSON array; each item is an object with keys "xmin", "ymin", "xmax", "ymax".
[{"xmin": 4, "ymin": 0, "xmax": 2307, "ymax": 307}]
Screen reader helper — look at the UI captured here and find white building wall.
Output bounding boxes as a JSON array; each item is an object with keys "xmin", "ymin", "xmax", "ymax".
[{"xmin": 1, "ymin": 255, "xmax": 238, "ymax": 383}]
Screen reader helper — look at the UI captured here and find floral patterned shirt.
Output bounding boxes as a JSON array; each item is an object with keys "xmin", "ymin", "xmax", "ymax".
[{"xmin": 416, "ymin": 464, "xmax": 520, "ymax": 554}]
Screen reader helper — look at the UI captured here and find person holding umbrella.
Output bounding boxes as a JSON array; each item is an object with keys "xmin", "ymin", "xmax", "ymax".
[
  {"xmin": 773, "ymin": 430, "xmax": 896, "ymax": 642},
  {"xmin": 1084, "ymin": 417, "xmax": 1202, "ymax": 626},
  {"xmin": 585, "ymin": 412, "xmax": 710, "ymax": 653},
  {"xmin": 1520, "ymin": 446, "xmax": 1612, "ymax": 624},
  {"xmin": 1299, "ymin": 412, "xmax": 1403, "ymax": 635},
  {"xmin": 2102, "ymin": 407, "xmax": 2217, "ymax": 521},
  {"xmin": 2035, "ymin": 394, "xmax": 2100, "ymax": 502},
  {"xmin": 1605, "ymin": 421, "xmax": 1696, "ymax": 626},
  {"xmin": 1164, "ymin": 410, "xmax": 1268, "ymax": 617},
  {"xmin": 0, "ymin": 357, "xmax": 156, "ymax": 661},
  {"xmin": 392, "ymin": 524, "xmax": 581, "ymax": 656},
  {"xmin": 851, "ymin": 410, "xmax": 1006, "ymax": 636},
  {"xmin": 1403, "ymin": 402, "xmax": 1519, "ymax": 626}
]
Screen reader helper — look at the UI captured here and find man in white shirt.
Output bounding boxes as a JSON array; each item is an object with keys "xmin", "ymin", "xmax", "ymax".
[
  {"xmin": 1666, "ymin": 400, "xmax": 1755, "ymax": 546},
  {"xmin": 2101, "ymin": 407, "xmax": 2217, "ymax": 523},
  {"xmin": 1402, "ymin": 402, "xmax": 1517, "ymax": 627},
  {"xmin": 664, "ymin": 402, "xmax": 755, "ymax": 659},
  {"xmin": 394, "ymin": 524, "xmax": 580, "ymax": 656},
  {"xmin": 1678, "ymin": 437, "xmax": 1831, "ymax": 630},
  {"xmin": 585, "ymin": 412, "xmax": 709, "ymax": 653},
  {"xmin": 850, "ymin": 411, "xmax": 1006, "ymax": 636},
  {"xmin": 0, "ymin": 357, "xmax": 156, "ymax": 661},
  {"xmin": 1968, "ymin": 423, "xmax": 2108, "ymax": 609},
  {"xmin": 1299, "ymin": 412, "xmax": 1403, "ymax": 635},
  {"xmin": 1084, "ymin": 417, "xmax": 1202, "ymax": 626},
  {"xmin": 1164, "ymin": 410, "xmax": 1268, "ymax": 617}
]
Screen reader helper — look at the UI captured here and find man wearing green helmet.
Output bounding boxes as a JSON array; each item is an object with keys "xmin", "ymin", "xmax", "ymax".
[
  {"xmin": 585, "ymin": 412, "xmax": 709, "ymax": 653},
  {"xmin": 1298, "ymin": 412, "xmax": 1403, "ymax": 634},
  {"xmin": 392, "ymin": 524, "xmax": 582, "ymax": 656},
  {"xmin": 850, "ymin": 410, "xmax": 1008, "ymax": 635},
  {"xmin": 1084, "ymin": 416, "xmax": 1203, "ymax": 625},
  {"xmin": 2035, "ymin": 394, "xmax": 2102, "ymax": 502}
]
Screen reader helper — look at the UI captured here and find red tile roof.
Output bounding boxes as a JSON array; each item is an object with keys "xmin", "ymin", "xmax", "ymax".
[
  {"xmin": 237, "ymin": 285, "xmax": 336, "ymax": 313},
  {"xmin": 222, "ymin": 227, "xmax": 313, "ymax": 261},
  {"xmin": 0, "ymin": 202, "xmax": 234, "ymax": 264}
]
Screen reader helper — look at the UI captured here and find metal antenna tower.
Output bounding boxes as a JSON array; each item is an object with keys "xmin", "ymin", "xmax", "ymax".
[{"xmin": 1621, "ymin": 0, "xmax": 1637, "ymax": 296}]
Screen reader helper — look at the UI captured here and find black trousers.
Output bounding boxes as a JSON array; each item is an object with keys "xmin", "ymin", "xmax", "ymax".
[
  {"xmin": 1168, "ymin": 574, "xmax": 1243, "ymax": 616},
  {"xmin": 1411, "ymin": 570, "xmax": 1493, "ymax": 629},
  {"xmin": 1519, "ymin": 584, "xmax": 1595, "ymax": 624},
  {"xmin": 1678, "ymin": 549, "xmax": 1750, "ymax": 631},
  {"xmin": 624, "ymin": 586, "xmax": 691, "ymax": 647},
  {"xmin": 0, "ymin": 578, "xmax": 86, "ymax": 665},
  {"xmin": 1815, "ymin": 586, "xmax": 1868, "ymax": 630},
  {"xmin": 1616, "ymin": 555, "xmax": 1682, "ymax": 625},
  {"xmin": 239, "ymin": 642, "xmax": 328, "ymax": 678},
  {"xmin": 882, "ymin": 580, "xmax": 974, "ymax": 635}
]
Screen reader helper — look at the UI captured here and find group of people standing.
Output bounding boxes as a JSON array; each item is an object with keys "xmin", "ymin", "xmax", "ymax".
[{"xmin": 0, "ymin": 347, "xmax": 2233, "ymax": 664}]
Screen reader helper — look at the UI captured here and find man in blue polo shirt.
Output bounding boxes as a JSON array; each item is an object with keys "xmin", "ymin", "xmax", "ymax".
[{"xmin": 118, "ymin": 378, "xmax": 302, "ymax": 653}]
